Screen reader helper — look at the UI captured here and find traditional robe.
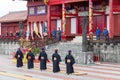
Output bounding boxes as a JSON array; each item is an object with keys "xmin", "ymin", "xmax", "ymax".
[
  {"xmin": 65, "ymin": 54, "xmax": 75, "ymax": 74},
  {"xmin": 38, "ymin": 51, "xmax": 48, "ymax": 70},
  {"xmin": 52, "ymin": 53, "xmax": 61, "ymax": 73},
  {"xmin": 15, "ymin": 49, "xmax": 23, "ymax": 68},
  {"xmin": 26, "ymin": 51, "xmax": 35, "ymax": 69}
]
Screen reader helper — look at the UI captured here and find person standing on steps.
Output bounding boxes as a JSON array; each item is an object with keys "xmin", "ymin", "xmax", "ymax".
[
  {"xmin": 26, "ymin": 48, "xmax": 35, "ymax": 69},
  {"xmin": 38, "ymin": 47, "xmax": 48, "ymax": 71},
  {"xmin": 52, "ymin": 48, "xmax": 61, "ymax": 73},
  {"xmin": 15, "ymin": 48, "xmax": 23, "ymax": 68},
  {"xmin": 65, "ymin": 50, "xmax": 75, "ymax": 75}
]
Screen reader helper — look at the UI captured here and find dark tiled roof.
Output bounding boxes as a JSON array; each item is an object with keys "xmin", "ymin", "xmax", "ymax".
[{"xmin": 0, "ymin": 11, "xmax": 27, "ymax": 22}]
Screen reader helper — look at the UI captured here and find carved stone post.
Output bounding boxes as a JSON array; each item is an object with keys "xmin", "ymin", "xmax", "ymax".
[{"xmin": 82, "ymin": 17, "xmax": 88, "ymax": 52}]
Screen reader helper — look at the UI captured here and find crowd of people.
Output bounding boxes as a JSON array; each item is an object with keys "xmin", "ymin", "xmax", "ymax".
[{"xmin": 14, "ymin": 47, "xmax": 75, "ymax": 75}]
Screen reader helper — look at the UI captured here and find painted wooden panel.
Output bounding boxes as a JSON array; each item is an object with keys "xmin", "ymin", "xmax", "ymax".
[
  {"xmin": 1, "ymin": 26, "xmax": 7, "ymax": 36},
  {"xmin": 51, "ymin": 20, "xmax": 57, "ymax": 33},
  {"xmin": 113, "ymin": 14, "xmax": 120, "ymax": 36},
  {"xmin": 28, "ymin": 15, "xmax": 47, "ymax": 22},
  {"xmin": 65, "ymin": 18, "xmax": 71, "ymax": 35},
  {"xmin": 92, "ymin": 15, "xmax": 103, "ymax": 33},
  {"xmin": 78, "ymin": 17, "xmax": 83, "ymax": 34},
  {"xmin": 113, "ymin": 0, "xmax": 120, "ymax": 12}
]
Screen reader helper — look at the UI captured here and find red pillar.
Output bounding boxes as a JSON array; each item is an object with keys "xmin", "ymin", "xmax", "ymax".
[
  {"xmin": 62, "ymin": 3, "xmax": 66, "ymax": 34},
  {"xmin": 109, "ymin": 0, "xmax": 113, "ymax": 38},
  {"xmin": 47, "ymin": 5, "xmax": 51, "ymax": 38},
  {"xmin": 102, "ymin": 12, "xmax": 106, "ymax": 30},
  {"xmin": 89, "ymin": 0, "xmax": 93, "ymax": 38}
]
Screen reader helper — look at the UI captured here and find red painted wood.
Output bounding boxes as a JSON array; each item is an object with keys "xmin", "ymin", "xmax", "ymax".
[
  {"xmin": 113, "ymin": 14, "xmax": 120, "ymax": 36},
  {"xmin": 51, "ymin": 20, "xmax": 57, "ymax": 33},
  {"xmin": 28, "ymin": 15, "xmax": 47, "ymax": 23},
  {"xmin": 49, "ymin": 0, "xmax": 88, "ymax": 5},
  {"xmin": 25, "ymin": 0, "xmax": 119, "ymax": 39},
  {"xmin": 109, "ymin": 0, "xmax": 113, "ymax": 38},
  {"xmin": 65, "ymin": 18, "xmax": 71, "ymax": 35},
  {"xmin": 1, "ymin": 22, "xmax": 26, "ymax": 36},
  {"xmin": 48, "ymin": 5, "xmax": 51, "ymax": 38},
  {"xmin": 78, "ymin": 17, "xmax": 82, "ymax": 34},
  {"xmin": 113, "ymin": 0, "xmax": 120, "ymax": 12},
  {"xmin": 51, "ymin": 5, "xmax": 62, "ymax": 17},
  {"xmin": 102, "ymin": 12, "xmax": 106, "ymax": 29}
]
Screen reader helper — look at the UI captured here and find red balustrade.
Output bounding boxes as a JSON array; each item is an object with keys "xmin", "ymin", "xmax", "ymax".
[{"xmin": 49, "ymin": 0, "xmax": 88, "ymax": 5}]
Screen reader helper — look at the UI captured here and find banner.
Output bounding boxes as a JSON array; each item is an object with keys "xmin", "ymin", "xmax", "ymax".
[
  {"xmin": 31, "ymin": 23, "xmax": 34, "ymax": 39},
  {"xmin": 34, "ymin": 22, "xmax": 40, "ymax": 38},
  {"xmin": 39, "ymin": 23, "xmax": 43, "ymax": 38},
  {"xmin": 26, "ymin": 25, "xmax": 30, "ymax": 40}
]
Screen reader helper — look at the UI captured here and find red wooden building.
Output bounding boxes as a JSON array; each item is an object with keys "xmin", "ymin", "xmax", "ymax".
[
  {"xmin": 0, "ymin": 11, "xmax": 27, "ymax": 37},
  {"xmin": 25, "ymin": 0, "xmax": 120, "ymax": 40}
]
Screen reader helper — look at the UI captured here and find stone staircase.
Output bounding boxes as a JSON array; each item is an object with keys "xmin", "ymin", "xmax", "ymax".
[
  {"xmin": 71, "ymin": 36, "xmax": 82, "ymax": 43},
  {"xmin": 45, "ymin": 41, "xmax": 83, "ymax": 64}
]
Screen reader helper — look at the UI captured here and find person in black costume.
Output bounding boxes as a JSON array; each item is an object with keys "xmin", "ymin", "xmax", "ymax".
[
  {"xmin": 38, "ymin": 47, "xmax": 48, "ymax": 70},
  {"xmin": 52, "ymin": 48, "xmax": 61, "ymax": 73},
  {"xmin": 65, "ymin": 50, "xmax": 75, "ymax": 75},
  {"xmin": 26, "ymin": 48, "xmax": 35, "ymax": 69},
  {"xmin": 15, "ymin": 48, "xmax": 23, "ymax": 68}
]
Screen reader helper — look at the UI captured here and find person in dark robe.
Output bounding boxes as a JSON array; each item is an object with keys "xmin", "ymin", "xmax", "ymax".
[
  {"xmin": 15, "ymin": 31, "xmax": 20, "ymax": 37},
  {"xmin": 15, "ymin": 48, "xmax": 23, "ymax": 68},
  {"xmin": 26, "ymin": 48, "xmax": 35, "ymax": 69},
  {"xmin": 65, "ymin": 50, "xmax": 75, "ymax": 75},
  {"xmin": 38, "ymin": 47, "xmax": 48, "ymax": 71},
  {"xmin": 57, "ymin": 27, "xmax": 62, "ymax": 41},
  {"xmin": 52, "ymin": 48, "xmax": 61, "ymax": 73}
]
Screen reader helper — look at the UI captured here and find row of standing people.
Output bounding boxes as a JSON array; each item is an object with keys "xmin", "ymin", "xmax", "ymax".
[
  {"xmin": 96, "ymin": 27, "xmax": 109, "ymax": 40},
  {"xmin": 52, "ymin": 27, "xmax": 62, "ymax": 41},
  {"xmin": 15, "ymin": 48, "xmax": 75, "ymax": 75}
]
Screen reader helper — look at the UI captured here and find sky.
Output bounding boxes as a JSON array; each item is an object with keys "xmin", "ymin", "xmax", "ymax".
[{"xmin": 0, "ymin": 0, "xmax": 27, "ymax": 17}]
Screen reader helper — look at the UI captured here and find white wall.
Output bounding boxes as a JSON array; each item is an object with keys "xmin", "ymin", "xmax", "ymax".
[
  {"xmin": 71, "ymin": 18, "xmax": 76, "ymax": 34},
  {"xmin": 57, "ymin": 19, "xmax": 61, "ymax": 30}
]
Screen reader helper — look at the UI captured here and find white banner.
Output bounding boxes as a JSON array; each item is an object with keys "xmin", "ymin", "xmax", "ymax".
[
  {"xmin": 26, "ymin": 25, "xmax": 30, "ymax": 40},
  {"xmin": 39, "ymin": 23, "xmax": 43, "ymax": 38}
]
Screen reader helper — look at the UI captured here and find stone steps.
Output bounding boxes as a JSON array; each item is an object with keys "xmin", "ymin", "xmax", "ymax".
[{"xmin": 46, "ymin": 41, "xmax": 83, "ymax": 63}]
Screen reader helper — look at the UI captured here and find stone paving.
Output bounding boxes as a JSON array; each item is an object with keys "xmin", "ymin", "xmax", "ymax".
[{"xmin": 0, "ymin": 54, "xmax": 120, "ymax": 80}]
